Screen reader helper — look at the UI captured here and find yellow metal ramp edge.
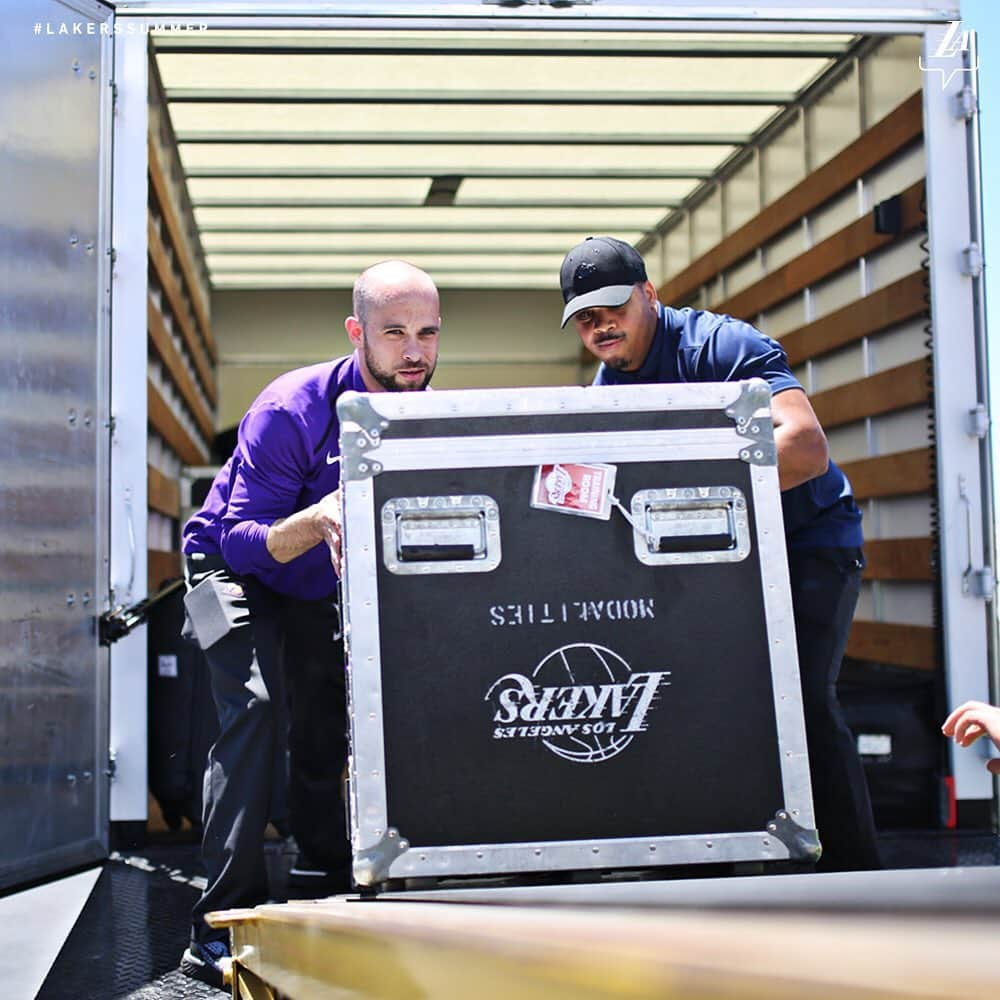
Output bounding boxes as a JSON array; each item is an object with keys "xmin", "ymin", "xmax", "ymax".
[{"xmin": 210, "ymin": 894, "xmax": 1000, "ymax": 1000}]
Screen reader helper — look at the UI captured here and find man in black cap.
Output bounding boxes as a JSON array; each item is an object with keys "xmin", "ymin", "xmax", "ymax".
[{"xmin": 559, "ymin": 235, "xmax": 879, "ymax": 872}]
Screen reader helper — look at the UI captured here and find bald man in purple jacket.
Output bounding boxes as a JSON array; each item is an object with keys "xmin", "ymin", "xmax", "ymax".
[{"xmin": 180, "ymin": 261, "xmax": 440, "ymax": 988}]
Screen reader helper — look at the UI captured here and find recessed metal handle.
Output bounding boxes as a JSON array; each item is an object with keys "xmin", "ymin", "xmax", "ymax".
[
  {"xmin": 397, "ymin": 512, "xmax": 486, "ymax": 562},
  {"xmin": 382, "ymin": 495, "xmax": 502, "ymax": 575},
  {"xmin": 631, "ymin": 487, "xmax": 751, "ymax": 566},
  {"xmin": 651, "ymin": 504, "xmax": 736, "ymax": 553}
]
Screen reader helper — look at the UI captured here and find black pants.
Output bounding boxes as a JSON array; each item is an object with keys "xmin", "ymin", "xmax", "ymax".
[
  {"xmin": 788, "ymin": 546, "xmax": 880, "ymax": 872},
  {"xmin": 185, "ymin": 556, "xmax": 348, "ymax": 946}
]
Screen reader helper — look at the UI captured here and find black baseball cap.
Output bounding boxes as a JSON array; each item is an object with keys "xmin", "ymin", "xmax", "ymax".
[{"xmin": 559, "ymin": 236, "xmax": 648, "ymax": 328}]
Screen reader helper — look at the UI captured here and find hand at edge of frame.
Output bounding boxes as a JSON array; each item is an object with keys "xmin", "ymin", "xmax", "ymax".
[{"xmin": 942, "ymin": 700, "xmax": 1000, "ymax": 774}]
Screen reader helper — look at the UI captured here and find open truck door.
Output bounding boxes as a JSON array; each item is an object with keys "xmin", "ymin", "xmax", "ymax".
[
  {"xmin": 0, "ymin": 0, "xmax": 115, "ymax": 891},
  {"xmin": 922, "ymin": 22, "xmax": 999, "ymax": 813}
]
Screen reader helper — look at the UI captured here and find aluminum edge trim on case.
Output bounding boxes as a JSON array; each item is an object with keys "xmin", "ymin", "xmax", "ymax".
[
  {"xmin": 379, "ymin": 830, "xmax": 798, "ymax": 881},
  {"xmin": 362, "ymin": 429, "xmax": 747, "ymax": 474},
  {"xmin": 747, "ymin": 453, "xmax": 819, "ymax": 850},
  {"xmin": 341, "ymin": 475, "xmax": 393, "ymax": 871},
  {"xmin": 339, "ymin": 381, "xmax": 756, "ymax": 423}
]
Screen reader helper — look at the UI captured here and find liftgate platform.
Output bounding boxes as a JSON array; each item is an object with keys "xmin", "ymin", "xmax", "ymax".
[{"xmin": 207, "ymin": 864, "xmax": 1000, "ymax": 998}]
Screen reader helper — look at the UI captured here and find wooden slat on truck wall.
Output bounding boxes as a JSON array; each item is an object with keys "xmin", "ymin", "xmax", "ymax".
[
  {"xmin": 148, "ymin": 380, "xmax": 208, "ymax": 467},
  {"xmin": 863, "ymin": 537, "xmax": 934, "ymax": 582},
  {"xmin": 643, "ymin": 89, "xmax": 936, "ymax": 678},
  {"xmin": 148, "ymin": 549, "xmax": 182, "ymax": 591},
  {"xmin": 839, "ymin": 447, "xmax": 932, "ymax": 501},
  {"xmin": 780, "ymin": 270, "xmax": 927, "ymax": 366},
  {"xmin": 810, "ymin": 358, "xmax": 929, "ymax": 430},
  {"xmin": 847, "ymin": 619, "xmax": 939, "ymax": 671},
  {"xmin": 148, "ymin": 464, "xmax": 181, "ymax": 520},
  {"xmin": 148, "ymin": 132, "xmax": 216, "ymax": 363},
  {"xmin": 147, "ymin": 294, "xmax": 215, "ymax": 442},
  {"xmin": 148, "ymin": 216, "xmax": 218, "ymax": 408},
  {"xmin": 658, "ymin": 92, "xmax": 923, "ymax": 308},
  {"xmin": 711, "ymin": 180, "xmax": 925, "ymax": 322}
]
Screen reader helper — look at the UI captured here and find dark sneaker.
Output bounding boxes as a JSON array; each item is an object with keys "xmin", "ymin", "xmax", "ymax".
[{"xmin": 180, "ymin": 938, "xmax": 232, "ymax": 989}]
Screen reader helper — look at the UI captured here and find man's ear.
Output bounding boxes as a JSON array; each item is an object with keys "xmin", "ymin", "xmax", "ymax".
[
  {"xmin": 345, "ymin": 315, "xmax": 363, "ymax": 348},
  {"xmin": 642, "ymin": 280, "xmax": 658, "ymax": 308}
]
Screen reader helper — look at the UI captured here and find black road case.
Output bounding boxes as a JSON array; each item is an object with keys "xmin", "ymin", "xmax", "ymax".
[{"xmin": 338, "ymin": 380, "xmax": 816, "ymax": 887}]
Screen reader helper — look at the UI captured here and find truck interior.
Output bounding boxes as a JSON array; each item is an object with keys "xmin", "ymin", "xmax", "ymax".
[
  {"xmin": 143, "ymin": 23, "xmax": 962, "ymax": 828},
  {"xmin": 4, "ymin": 5, "xmax": 998, "ymax": 997}
]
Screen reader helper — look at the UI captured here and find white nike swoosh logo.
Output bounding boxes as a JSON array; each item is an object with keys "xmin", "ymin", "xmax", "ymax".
[{"xmin": 326, "ymin": 453, "xmax": 340, "ymax": 466}]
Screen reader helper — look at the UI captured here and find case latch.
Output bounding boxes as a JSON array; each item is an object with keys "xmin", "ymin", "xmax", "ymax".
[{"xmin": 383, "ymin": 495, "xmax": 502, "ymax": 575}]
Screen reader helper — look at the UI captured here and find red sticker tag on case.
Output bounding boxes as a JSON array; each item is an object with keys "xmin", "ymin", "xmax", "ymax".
[{"xmin": 530, "ymin": 462, "xmax": 617, "ymax": 520}]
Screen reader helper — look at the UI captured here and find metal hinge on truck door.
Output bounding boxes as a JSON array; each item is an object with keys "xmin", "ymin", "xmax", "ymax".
[
  {"xmin": 961, "ymin": 243, "xmax": 984, "ymax": 278},
  {"xmin": 955, "ymin": 84, "xmax": 978, "ymax": 121},
  {"xmin": 966, "ymin": 404, "xmax": 989, "ymax": 439},
  {"xmin": 965, "ymin": 568, "xmax": 995, "ymax": 600}
]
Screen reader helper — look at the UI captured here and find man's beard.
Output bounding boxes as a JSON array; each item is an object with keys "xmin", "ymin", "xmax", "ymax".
[
  {"xmin": 603, "ymin": 354, "xmax": 631, "ymax": 371},
  {"xmin": 363, "ymin": 339, "xmax": 435, "ymax": 392},
  {"xmin": 593, "ymin": 332, "xmax": 631, "ymax": 372}
]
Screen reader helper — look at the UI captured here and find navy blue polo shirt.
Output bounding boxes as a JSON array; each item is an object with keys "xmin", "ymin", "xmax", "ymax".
[{"xmin": 594, "ymin": 303, "xmax": 863, "ymax": 549}]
